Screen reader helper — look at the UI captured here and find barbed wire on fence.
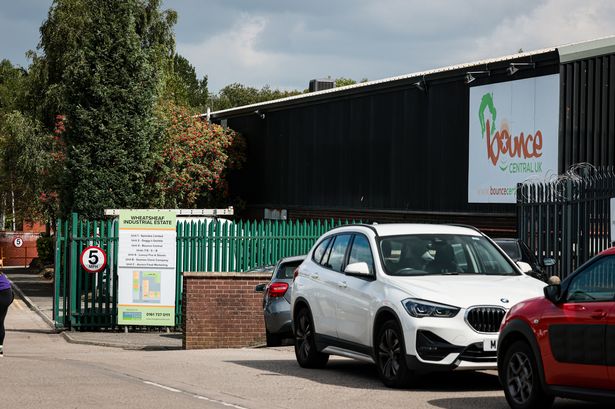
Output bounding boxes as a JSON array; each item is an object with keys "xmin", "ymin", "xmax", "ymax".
[{"xmin": 517, "ymin": 163, "xmax": 614, "ymax": 203}]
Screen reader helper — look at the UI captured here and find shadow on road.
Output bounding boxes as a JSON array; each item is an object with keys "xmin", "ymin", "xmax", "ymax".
[
  {"xmin": 229, "ymin": 357, "xmax": 502, "ymax": 392},
  {"xmin": 429, "ymin": 396, "xmax": 507, "ymax": 409},
  {"xmin": 429, "ymin": 396, "xmax": 612, "ymax": 409}
]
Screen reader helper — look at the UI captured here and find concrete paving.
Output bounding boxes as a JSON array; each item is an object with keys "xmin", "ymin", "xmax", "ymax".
[
  {"xmin": 1, "ymin": 267, "xmax": 610, "ymax": 408},
  {"xmin": 3, "ymin": 266, "xmax": 182, "ymax": 350},
  {"xmin": 2, "ymin": 301, "xmax": 606, "ymax": 409}
]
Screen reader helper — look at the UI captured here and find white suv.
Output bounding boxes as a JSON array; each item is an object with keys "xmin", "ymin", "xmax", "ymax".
[{"xmin": 291, "ymin": 224, "xmax": 546, "ymax": 388}]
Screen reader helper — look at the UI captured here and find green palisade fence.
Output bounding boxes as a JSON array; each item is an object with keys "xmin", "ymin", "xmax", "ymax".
[{"xmin": 54, "ymin": 215, "xmax": 360, "ymax": 330}]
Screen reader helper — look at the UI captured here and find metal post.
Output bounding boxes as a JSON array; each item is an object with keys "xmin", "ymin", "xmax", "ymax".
[
  {"xmin": 69, "ymin": 213, "xmax": 78, "ymax": 328},
  {"xmin": 54, "ymin": 220, "xmax": 62, "ymax": 326}
]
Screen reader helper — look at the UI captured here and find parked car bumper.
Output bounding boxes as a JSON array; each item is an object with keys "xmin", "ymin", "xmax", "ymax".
[
  {"xmin": 264, "ymin": 299, "xmax": 292, "ymax": 335},
  {"xmin": 401, "ymin": 314, "xmax": 499, "ymax": 371}
]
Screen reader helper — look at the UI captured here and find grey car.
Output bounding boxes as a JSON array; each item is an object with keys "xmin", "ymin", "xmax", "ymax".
[{"xmin": 255, "ymin": 255, "xmax": 305, "ymax": 346}]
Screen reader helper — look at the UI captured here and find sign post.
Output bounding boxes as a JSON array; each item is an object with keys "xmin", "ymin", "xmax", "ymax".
[{"xmin": 117, "ymin": 210, "xmax": 177, "ymax": 326}]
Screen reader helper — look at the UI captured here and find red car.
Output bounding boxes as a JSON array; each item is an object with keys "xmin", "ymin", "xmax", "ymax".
[{"xmin": 497, "ymin": 247, "xmax": 615, "ymax": 408}]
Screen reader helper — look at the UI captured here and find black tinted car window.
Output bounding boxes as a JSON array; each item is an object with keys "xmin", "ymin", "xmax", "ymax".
[
  {"xmin": 312, "ymin": 237, "xmax": 331, "ymax": 265},
  {"xmin": 379, "ymin": 234, "xmax": 518, "ymax": 276},
  {"xmin": 566, "ymin": 255, "xmax": 615, "ymax": 302},
  {"xmin": 276, "ymin": 260, "xmax": 303, "ymax": 279},
  {"xmin": 497, "ymin": 241, "xmax": 521, "ymax": 260},
  {"xmin": 519, "ymin": 241, "xmax": 539, "ymax": 265},
  {"xmin": 348, "ymin": 234, "xmax": 374, "ymax": 275},
  {"xmin": 325, "ymin": 234, "xmax": 352, "ymax": 272}
]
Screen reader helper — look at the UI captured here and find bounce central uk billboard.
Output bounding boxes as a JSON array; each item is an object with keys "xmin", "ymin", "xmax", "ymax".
[{"xmin": 467, "ymin": 74, "xmax": 559, "ymax": 203}]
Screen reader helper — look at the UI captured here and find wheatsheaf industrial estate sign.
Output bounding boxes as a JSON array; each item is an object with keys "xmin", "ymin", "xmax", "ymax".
[
  {"xmin": 117, "ymin": 210, "xmax": 177, "ymax": 326},
  {"xmin": 468, "ymin": 74, "xmax": 559, "ymax": 203}
]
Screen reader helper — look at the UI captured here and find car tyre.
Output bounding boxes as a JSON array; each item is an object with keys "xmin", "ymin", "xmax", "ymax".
[
  {"xmin": 375, "ymin": 320, "xmax": 413, "ymax": 388},
  {"xmin": 294, "ymin": 308, "xmax": 329, "ymax": 368},
  {"xmin": 266, "ymin": 330, "xmax": 282, "ymax": 347},
  {"xmin": 502, "ymin": 340, "xmax": 554, "ymax": 409}
]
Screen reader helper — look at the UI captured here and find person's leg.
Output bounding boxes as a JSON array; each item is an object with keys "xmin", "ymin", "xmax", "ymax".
[{"xmin": 0, "ymin": 288, "xmax": 13, "ymax": 355}]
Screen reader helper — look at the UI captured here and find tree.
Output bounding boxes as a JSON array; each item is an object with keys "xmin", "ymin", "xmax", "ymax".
[
  {"xmin": 38, "ymin": 0, "xmax": 177, "ymax": 218},
  {"xmin": 0, "ymin": 60, "xmax": 38, "ymax": 229},
  {"xmin": 210, "ymin": 83, "xmax": 302, "ymax": 111},
  {"xmin": 334, "ymin": 77, "xmax": 368, "ymax": 87},
  {"xmin": 0, "ymin": 60, "xmax": 28, "ymax": 115},
  {"xmin": 148, "ymin": 102, "xmax": 245, "ymax": 208},
  {"xmin": 162, "ymin": 54, "xmax": 209, "ymax": 111},
  {"xmin": 0, "ymin": 111, "xmax": 59, "ymax": 228}
]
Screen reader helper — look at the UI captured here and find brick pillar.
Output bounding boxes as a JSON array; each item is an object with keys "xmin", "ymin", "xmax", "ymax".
[{"xmin": 183, "ymin": 272, "xmax": 272, "ymax": 349}]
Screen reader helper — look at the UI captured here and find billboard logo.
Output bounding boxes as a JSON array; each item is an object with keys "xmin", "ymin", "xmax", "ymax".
[{"xmin": 479, "ymin": 93, "xmax": 543, "ymax": 172}]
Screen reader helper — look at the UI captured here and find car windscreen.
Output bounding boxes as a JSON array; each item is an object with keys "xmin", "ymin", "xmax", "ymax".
[
  {"xmin": 495, "ymin": 241, "xmax": 522, "ymax": 260},
  {"xmin": 275, "ymin": 260, "xmax": 304, "ymax": 279},
  {"xmin": 379, "ymin": 234, "xmax": 518, "ymax": 276}
]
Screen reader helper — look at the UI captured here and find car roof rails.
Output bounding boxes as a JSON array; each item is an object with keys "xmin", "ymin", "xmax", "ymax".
[
  {"xmin": 331, "ymin": 223, "xmax": 379, "ymax": 237},
  {"xmin": 449, "ymin": 224, "xmax": 485, "ymax": 236}
]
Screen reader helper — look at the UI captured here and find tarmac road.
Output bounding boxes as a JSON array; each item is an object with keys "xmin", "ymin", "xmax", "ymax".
[{"xmin": 1, "ymin": 297, "xmax": 610, "ymax": 409}]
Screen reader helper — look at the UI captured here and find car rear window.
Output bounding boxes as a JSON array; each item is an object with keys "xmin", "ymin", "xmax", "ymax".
[{"xmin": 276, "ymin": 260, "xmax": 303, "ymax": 279}]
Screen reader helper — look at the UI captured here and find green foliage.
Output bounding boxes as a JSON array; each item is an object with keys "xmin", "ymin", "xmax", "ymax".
[
  {"xmin": 36, "ymin": 234, "xmax": 55, "ymax": 265},
  {"xmin": 334, "ymin": 77, "xmax": 368, "ymax": 87},
  {"xmin": 334, "ymin": 77, "xmax": 356, "ymax": 87},
  {"xmin": 0, "ymin": 111, "xmax": 57, "ymax": 223},
  {"xmin": 161, "ymin": 54, "xmax": 209, "ymax": 111},
  {"xmin": 0, "ymin": 60, "xmax": 28, "ymax": 115},
  {"xmin": 210, "ymin": 83, "xmax": 302, "ymax": 111},
  {"xmin": 38, "ymin": 0, "xmax": 177, "ymax": 218},
  {"xmin": 148, "ymin": 102, "xmax": 246, "ymax": 208}
]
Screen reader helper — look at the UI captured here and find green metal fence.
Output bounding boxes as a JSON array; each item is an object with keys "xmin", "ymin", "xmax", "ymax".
[{"xmin": 54, "ymin": 214, "xmax": 358, "ymax": 330}]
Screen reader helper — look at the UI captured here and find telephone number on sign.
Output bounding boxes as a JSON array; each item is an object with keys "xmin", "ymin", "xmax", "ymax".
[{"xmin": 146, "ymin": 312, "xmax": 171, "ymax": 317}]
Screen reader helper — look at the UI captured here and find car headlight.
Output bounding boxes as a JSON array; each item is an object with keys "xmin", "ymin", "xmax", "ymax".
[{"xmin": 402, "ymin": 298, "xmax": 460, "ymax": 318}]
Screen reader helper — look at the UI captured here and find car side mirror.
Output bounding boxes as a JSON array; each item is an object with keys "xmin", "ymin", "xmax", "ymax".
[
  {"xmin": 254, "ymin": 283, "xmax": 267, "ymax": 293},
  {"xmin": 542, "ymin": 257, "xmax": 556, "ymax": 267},
  {"xmin": 516, "ymin": 261, "xmax": 533, "ymax": 273},
  {"xmin": 544, "ymin": 283, "xmax": 561, "ymax": 304},
  {"xmin": 344, "ymin": 262, "xmax": 371, "ymax": 277}
]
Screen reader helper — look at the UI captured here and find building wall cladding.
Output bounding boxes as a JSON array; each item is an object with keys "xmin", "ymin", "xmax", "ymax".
[
  {"xmin": 559, "ymin": 53, "xmax": 615, "ymax": 169},
  {"xmin": 223, "ymin": 54, "xmax": 560, "ymax": 229},
  {"xmin": 182, "ymin": 272, "xmax": 271, "ymax": 349}
]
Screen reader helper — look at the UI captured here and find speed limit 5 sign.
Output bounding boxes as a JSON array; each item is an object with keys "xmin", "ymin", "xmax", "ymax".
[{"xmin": 80, "ymin": 246, "xmax": 107, "ymax": 273}]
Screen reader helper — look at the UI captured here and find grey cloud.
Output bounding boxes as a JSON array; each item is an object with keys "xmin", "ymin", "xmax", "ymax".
[{"xmin": 2, "ymin": 0, "xmax": 615, "ymax": 96}]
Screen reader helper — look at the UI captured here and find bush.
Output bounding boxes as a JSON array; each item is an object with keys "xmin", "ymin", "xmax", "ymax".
[{"xmin": 36, "ymin": 234, "xmax": 55, "ymax": 265}]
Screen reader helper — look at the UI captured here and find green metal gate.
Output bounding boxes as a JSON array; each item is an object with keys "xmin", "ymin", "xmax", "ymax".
[{"xmin": 54, "ymin": 214, "xmax": 358, "ymax": 330}]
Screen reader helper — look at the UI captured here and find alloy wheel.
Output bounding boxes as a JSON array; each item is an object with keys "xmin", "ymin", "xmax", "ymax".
[
  {"xmin": 378, "ymin": 328, "xmax": 402, "ymax": 379},
  {"xmin": 295, "ymin": 312, "xmax": 312, "ymax": 362},
  {"xmin": 506, "ymin": 351, "xmax": 534, "ymax": 405}
]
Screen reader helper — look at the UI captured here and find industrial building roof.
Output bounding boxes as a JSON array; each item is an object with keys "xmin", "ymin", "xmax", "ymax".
[{"xmin": 206, "ymin": 35, "xmax": 615, "ymax": 119}]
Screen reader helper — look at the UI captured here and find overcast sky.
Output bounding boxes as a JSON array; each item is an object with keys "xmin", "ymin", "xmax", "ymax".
[{"xmin": 1, "ymin": 0, "xmax": 614, "ymax": 93}]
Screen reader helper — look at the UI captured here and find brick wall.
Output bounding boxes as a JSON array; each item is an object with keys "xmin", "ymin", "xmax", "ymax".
[
  {"xmin": 183, "ymin": 272, "xmax": 272, "ymax": 349},
  {"xmin": 0, "ymin": 231, "xmax": 40, "ymax": 267}
]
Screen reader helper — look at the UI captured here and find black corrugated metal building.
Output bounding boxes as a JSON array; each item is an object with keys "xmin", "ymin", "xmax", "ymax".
[{"xmin": 209, "ymin": 37, "xmax": 615, "ymax": 235}]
